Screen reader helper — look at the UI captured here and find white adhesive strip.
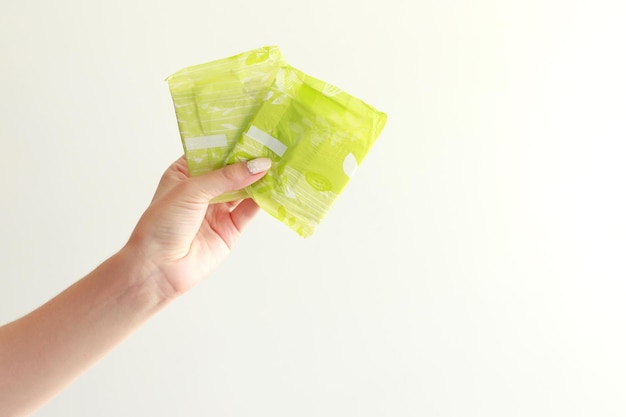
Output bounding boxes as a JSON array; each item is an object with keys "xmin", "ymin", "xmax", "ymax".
[
  {"xmin": 245, "ymin": 125, "xmax": 287, "ymax": 156},
  {"xmin": 184, "ymin": 134, "xmax": 228, "ymax": 150}
]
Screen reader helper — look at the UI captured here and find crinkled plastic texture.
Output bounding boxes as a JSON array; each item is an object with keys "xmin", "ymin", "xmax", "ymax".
[
  {"xmin": 225, "ymin": 65, "xmax": 387, "ymax": 238},
  {"xmin": 166, "ymin": 46, "xmax": 285, "ymax": 200},
  {"xmin": 166, "ymin": 47, "xmax": 387, "ymax": 237}
]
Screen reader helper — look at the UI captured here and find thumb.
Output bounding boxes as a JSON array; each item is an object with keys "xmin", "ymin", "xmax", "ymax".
[{"xmin": 186, "ymin": 158, "xmax": 272, "ymax": 203}]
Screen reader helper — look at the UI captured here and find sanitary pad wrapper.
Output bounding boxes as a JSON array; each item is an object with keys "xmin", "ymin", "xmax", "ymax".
[{"xmin": 167, "ymin": 46, "xmax": 387, "ymax": 237}]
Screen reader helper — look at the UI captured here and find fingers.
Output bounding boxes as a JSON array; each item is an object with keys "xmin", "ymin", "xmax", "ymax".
[
  {"xmin": 230, "ymin": 199, "xmax": 261, "ymax": 232},
  {"xmin": 186, "ymin": 158, "xmax": 271, "ymax": 203},
  {"xmin": 152, "ymin": 156, "xmax": 189, "ymax": 203}
]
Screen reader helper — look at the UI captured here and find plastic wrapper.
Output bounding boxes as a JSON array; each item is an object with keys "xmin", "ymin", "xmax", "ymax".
[
  {"xmin": 167, "ymin": 47, "xmax": 386, "ymax": 237},
  {"xmin": 166, "ymin": 46, "xmax": 285, "ymax": 174},
  {"xmin": 225, "ymin": 65, "xmax": 387, "ymax": 237}
]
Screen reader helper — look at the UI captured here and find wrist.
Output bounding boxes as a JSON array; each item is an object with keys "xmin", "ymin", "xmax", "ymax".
[{"xmin": 112, "ymin": 244, "xmax": 179, "ymax": 311}]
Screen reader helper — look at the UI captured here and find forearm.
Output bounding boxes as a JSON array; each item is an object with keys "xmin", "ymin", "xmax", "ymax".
[
  {"xmin": 0, "ymin": 246, "xmax": 171, "ymax": 417},
  {"xmin": 0, "ymin": 158, "xmax": 266, "ymax": 416}
]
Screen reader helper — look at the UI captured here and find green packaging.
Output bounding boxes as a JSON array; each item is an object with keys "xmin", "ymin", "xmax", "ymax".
[
  {"xmin": 167, "ymin": 46, "xmax": 386, "ymax": 237},
  {"xmin": 166, "ymin": 46, "xmax": 285, "ymax": 175},
  {"xmin": 225, "ymin": 65, "xmax": 387, "ymax": 237}
]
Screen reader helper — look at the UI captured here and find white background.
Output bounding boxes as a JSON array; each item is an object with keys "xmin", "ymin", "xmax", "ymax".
[{"xmin": 1, "ymin": 1, "xmax": 625, "ymax": 416}]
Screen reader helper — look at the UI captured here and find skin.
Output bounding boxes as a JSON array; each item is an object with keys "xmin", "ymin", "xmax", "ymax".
[{"xmin": 0, "ymin": 156, "xmax": 271, "ymax": 417}]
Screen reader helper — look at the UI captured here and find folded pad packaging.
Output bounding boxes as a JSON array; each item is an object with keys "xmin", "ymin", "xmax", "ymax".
[{"xmin": 166, "ymin": 46, "xmax": 387, "ymax": 238}]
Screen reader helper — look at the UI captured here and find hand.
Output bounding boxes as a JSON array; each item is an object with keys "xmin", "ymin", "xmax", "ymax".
[{"xmin": 125, "ymin": 156, "xmax": 271, "ymax": 299}]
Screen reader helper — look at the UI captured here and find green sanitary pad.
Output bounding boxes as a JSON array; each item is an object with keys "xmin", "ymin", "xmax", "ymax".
[
  {"xmin": 166, "ymin": 46, "xmax": 387, "ymax": 237},
  {"xmin": 225, "ymin": 65, "xmax": 387, "ymax": 237},
  {"xmin": 166, "ymin": 46, "xmax": 285, "ymax": 175}
]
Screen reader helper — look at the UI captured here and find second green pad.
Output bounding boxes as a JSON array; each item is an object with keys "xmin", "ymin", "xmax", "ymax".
[{"xmin": 225, "ymin": 65, "xmax": 387, "ymax": 237}]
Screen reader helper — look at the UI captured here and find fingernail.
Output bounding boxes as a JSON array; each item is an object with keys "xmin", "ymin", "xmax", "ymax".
[{"xmin": 246, "ymin": 158, "xmax": 272, "ymax": 175}]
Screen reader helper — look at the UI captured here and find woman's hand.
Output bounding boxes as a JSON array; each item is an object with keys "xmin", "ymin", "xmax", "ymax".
[{"xmin": 126, "ymin": 156, "xmax": 271, "ymax": 299}]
